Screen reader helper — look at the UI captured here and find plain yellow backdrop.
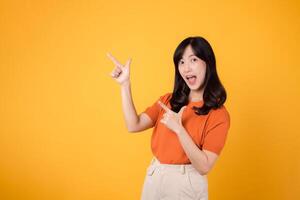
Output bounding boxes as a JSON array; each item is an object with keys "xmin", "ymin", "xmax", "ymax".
[{"xmin": 0, "ymin": 0, "xmax": 299, "ymax": 199}]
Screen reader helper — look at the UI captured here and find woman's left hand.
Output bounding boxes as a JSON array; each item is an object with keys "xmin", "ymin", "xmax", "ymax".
[{"xmin": 158, "ymin": 101, "xmax": 187, "ymax": 135}]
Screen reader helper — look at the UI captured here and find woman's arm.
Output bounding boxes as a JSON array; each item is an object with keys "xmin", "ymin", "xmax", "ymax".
[
  {"xmin": 157, "ymin": 100, "xmax": 219, "ymax": 174},
  {"xmin": 120, "ymin": 81, "xmax": 154, "ymax": 132},
  {"xmin": 107, "ymin": 52, "xmax": 154, "ymax": 133},
  {"xmin": 176, "ymin": 127, "xmax": 219, "ymax": 175}
]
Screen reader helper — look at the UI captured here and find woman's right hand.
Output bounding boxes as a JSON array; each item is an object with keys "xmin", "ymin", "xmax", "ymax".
[{"xmin": 107, "ymin": 52, "xmax": 132, "ymax": 86}]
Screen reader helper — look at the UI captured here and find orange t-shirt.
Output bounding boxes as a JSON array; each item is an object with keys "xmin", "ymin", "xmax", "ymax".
[{"xmin": 143, "ymin": 92, "xmax": 231, "ymax": 164}]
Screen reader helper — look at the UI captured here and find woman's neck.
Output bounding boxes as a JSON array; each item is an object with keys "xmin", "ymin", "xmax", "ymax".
[{"xmin": 188, "ymin": 90, "xmax": 204, "ymax": 102}]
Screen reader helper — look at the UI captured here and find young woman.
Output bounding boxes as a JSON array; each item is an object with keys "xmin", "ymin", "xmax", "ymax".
[{"xmin": 107, "ymin": 36, "xmax": 230, "ymax": 200}]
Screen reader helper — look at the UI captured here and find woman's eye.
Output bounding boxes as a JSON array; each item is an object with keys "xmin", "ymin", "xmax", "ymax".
[
  {"xmin": 179, "ymin": 61, "xmax": 184, "ymax": 64},
  {"xmin": 192, "ymin": 58, "xmax": 197, "ymax": 62}
]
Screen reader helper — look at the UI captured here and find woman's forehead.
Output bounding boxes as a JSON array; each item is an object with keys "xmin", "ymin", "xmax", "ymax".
[{"xmin": 182, "ymin": 46, "xmax": 196, "ymax": 57}]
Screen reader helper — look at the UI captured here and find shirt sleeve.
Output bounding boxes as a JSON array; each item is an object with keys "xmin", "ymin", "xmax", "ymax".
[
  {"xmin": 202, "ymin": 106, "xmax": 231, "ymax": 155},
  {"xmin": 142, "ymin": 92, "xmax": 172, "ymax": 125}
]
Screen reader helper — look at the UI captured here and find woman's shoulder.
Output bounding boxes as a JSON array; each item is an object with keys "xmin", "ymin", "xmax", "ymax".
[
  {"xmin": 158, "ymin": 92, "xmax": 173, "ymax": 103},
  {"xmin": 208, "ymin": 104, "xmax": 230, "ymax": 123}
]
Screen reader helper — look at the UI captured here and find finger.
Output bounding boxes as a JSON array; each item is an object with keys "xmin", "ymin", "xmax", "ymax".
[
  {"xmin": 115, "ymin": 67, "xmax": 122, "ymax": 73},
  {"xmin": 112, "ymin": 67, "xmax": 121, "ymax": 75},
  {"xmin": 112, "ymin": 73, "xmax": 118, "ymax": 78},
  {"xmin": 160, "ymin": 119, "xmax": 166, "ymax": 124},
  {"xmin": 157, "ymin": 101, "xmax": 170, "ymax": 112},
  {"xmin": 110, "ymin": 72, "xmax": 116, "ymax": 78},
  {"xmin": 106, "ymin": 52, "xmax": 122, "ymax": 67},
  {"xmin": 110, "ymin": 71, "xmax": 119, "ymax": 78},
  {"xmin": 125, "ymin": 58, "xmax": 132, "ymax": 67},
  {"xmin": 110, "ymin": 70, "xmax": 117, "ymax": 77},
  {"xmin": 178, "ymin": 106, "xmax": 187, "ymax": 119},
  {"xmin": 162, "ymin": 114, "xmax": 169, "ymax": 121}
]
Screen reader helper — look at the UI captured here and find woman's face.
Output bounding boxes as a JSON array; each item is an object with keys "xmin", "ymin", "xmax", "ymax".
[{"xmin": 178, "ymin": 45, "xmax": 206, "ymax": 91}]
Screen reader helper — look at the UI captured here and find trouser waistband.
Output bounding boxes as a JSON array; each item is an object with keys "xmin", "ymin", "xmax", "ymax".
[{"xmin": 149, "ymin": 157, "xmax": 204, "ymax": 175}]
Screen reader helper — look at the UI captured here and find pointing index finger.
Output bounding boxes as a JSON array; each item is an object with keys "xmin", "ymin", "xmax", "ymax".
[
  {"xmin": 106, "ymin": 52, "xmax": 122, "ymax": 67},
  {"xmin": 158, "ymin": 101, "xmax": 170, "ymax": 112}
]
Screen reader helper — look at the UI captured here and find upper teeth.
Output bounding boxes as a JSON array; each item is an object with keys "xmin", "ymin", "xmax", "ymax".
[{"xmin": 187, "ymin": 75, "xmax": 195, "ymax": 79}]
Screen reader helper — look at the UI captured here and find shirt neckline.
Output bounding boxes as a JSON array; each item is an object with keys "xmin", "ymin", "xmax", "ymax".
[{"xmin": 187, "ymin": 100, "xmax": 204, "ymax": 107}]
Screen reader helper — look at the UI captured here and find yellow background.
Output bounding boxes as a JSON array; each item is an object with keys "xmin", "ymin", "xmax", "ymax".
[{"xmin": 1, "ymin": 0, "xmax": 299, "ymax": 199}]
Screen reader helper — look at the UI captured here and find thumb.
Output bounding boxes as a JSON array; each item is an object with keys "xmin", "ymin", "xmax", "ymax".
[
  {"xmin": 125, "ymin": 58, "xmax": 132, "ymax": 67},
  {"xmin": 178, "ymin": 105, "xmax": 187, "ymax": 119}
]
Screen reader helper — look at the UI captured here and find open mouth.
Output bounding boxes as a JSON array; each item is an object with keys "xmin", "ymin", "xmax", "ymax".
[{"xmin": 186, "ymin": 75, "xmax": 197, "ymax": 85}]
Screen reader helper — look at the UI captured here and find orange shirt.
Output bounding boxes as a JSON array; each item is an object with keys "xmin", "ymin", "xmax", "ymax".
[{"xmin": 143, "ymin": 92, "xmax": 231, "ymax": 164}]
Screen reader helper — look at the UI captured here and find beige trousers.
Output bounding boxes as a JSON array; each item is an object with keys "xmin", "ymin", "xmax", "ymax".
[{"xmin": 141, "ymin": 157, "xmax": 208, "ymax": 200}]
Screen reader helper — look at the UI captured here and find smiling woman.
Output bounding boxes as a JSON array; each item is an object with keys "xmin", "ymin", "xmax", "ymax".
[
  {"xmin": 178, "ymin": 47, "xmax": 207, "ymax": 89},
  {"xmin": 172, "ymin": 36, "xmax": 227, "ymax": 115},
  {"xmin": 107, "ymin": 36, "xmax": 230, "ymax": 200}
]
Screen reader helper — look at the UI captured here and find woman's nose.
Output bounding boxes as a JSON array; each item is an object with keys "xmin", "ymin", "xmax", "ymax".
[{"xmin": 182, "ymin": 64, "xmax": 191, "ymax": 72}]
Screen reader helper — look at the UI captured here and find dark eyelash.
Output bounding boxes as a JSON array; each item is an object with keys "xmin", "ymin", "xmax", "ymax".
[{"xmin": 179, "ymin": 58, "xmax": 196, "ymax": 64}]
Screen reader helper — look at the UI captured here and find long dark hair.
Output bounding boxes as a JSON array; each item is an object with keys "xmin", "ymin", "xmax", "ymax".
[{"xmin": 170, "ymin": 36, "xmax": 227, "ymax": 115}]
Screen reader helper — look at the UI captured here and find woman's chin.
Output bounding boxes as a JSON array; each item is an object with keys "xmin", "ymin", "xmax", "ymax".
[
  {"xmin": 187, "ymin": 83, "xmax": 199, "ymax": 90},
  {"xmin": 184, "ymin": 80, "xmax": 201, "ymax": 90}
]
